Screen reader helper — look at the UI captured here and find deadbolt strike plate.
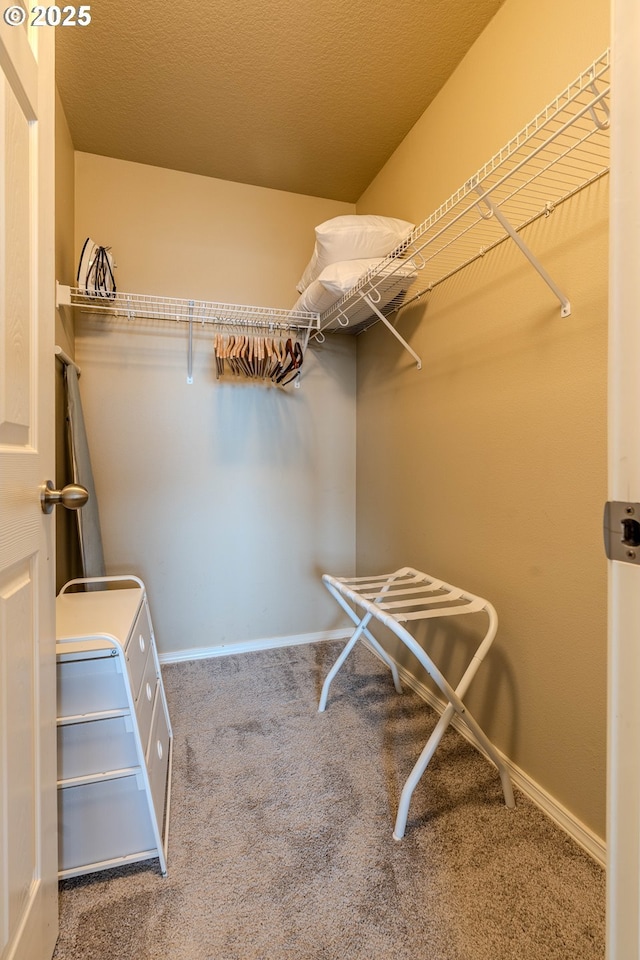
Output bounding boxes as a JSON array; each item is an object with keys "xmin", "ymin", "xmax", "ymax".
[{"xmin": 604, "ymin": 501, "xmax": 640, "ymax": 564}]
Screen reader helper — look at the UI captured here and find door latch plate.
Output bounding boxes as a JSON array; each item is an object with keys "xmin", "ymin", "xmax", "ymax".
[{"xmin": 604, "ymin": 501, "xmax": 640, "ymax": 563}]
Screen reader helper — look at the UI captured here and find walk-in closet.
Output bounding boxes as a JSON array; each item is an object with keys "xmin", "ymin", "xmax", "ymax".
[{"xmin": 2, "ymin": 0, "xmax": 630, "ymax": 957}]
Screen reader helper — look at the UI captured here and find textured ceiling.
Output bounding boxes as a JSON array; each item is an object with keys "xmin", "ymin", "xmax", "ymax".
[{"xmin": 56, "ymin": 0, "xmax": 505, "ymax": 202}]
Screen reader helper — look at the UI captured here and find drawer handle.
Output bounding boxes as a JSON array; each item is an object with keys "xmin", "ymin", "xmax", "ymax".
[
  {"xmin": 146, "ymin": 681, "xmax": 153, "ymax": 702},
  {"xmin": 139, "ymin": 634, "xmax": 145, "ymax": 653},
  {"xmin": 156, "ymin": 740, "xmax": 163, "ymax": 761}
]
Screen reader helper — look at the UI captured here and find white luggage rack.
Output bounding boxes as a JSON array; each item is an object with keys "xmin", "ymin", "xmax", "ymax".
[{"xmin": 319, "ymin": 568, "xmax": 515, "ymax": 839}]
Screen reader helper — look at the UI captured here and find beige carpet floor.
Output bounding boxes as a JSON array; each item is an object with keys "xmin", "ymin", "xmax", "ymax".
[{"xmin": 53, "ymin": 641, "xmax": 605, "ymax": 959}]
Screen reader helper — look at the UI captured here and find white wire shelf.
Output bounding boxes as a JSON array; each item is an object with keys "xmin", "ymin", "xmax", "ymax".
[
  {"xmin": 56, "ymin": 284, "xmax": 320, "ymax": 385},
  {"xmin": 56, "ymin": 284, "xmax": 320, "ymax": 333},
  {"xmin": 318, "ymin": 49, "xmax": 611, "ymax": 344},
  {"xmin": 58, "ymin": 50, "xmax": 610, "ymax": 375}
]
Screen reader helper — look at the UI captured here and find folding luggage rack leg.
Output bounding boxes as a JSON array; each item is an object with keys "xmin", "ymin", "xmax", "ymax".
[{"xmin": 319, "ymin": 568, "xmax": 515, "ymax": 839}]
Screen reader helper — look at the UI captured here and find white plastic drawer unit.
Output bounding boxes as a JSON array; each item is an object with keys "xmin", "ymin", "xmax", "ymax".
[
  {"xmin": 56, "ymin": 576, "xmax": 173, "ymax": 879},
  {"xmin": 58, "ymin": 778, "xmax": 158, "ymax": 876},
  {"xmin": 57, "ymin": 715, "xmax": 139, "ymax": 782},
  {"xmin": 126, "ymin": 602, "xmax": 153, "ymax": 700},
  {"xmin": 146, "ymin": 691, "xmax": 171, "ymax": 827},
  {"xmin": 136, "ymin": 653, "xmax": 158, "ymax": 750}
]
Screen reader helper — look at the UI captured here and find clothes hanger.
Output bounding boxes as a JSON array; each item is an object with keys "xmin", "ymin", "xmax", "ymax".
[
  {"xmin": 280, "ymin": 341, "xmax": 304, "ymax": 386},
  {"xmin": 271, "ymin": 338, "xmax": 291, "ymax": 383},
  {"xmin": 213, "ymin": 333, "xmax": 223, "ymax": 379},
  {"xmin": 276, "ymin": 338, "xmax": 303, "ymax": 385}
]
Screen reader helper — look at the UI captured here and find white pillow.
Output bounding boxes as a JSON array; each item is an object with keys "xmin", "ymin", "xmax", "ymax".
[
  {"xmin": 291, "ymin": 279, "xmax": 339, "ymax": 315},
  {"xmin": 296, "ymin": 215, "xmax": 415, "ymax": 293},
  {"xmin": 291, "ymin": 258, "xmax": 384, "ymax": 314}
]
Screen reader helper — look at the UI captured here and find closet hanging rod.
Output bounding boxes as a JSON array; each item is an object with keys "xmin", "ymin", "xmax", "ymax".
[
  {"xmin": 54, "ymin": 344, "xmax": 81, "ymax": 376},
  {"xmin": 56, "ymin": 283, "xmax": 320, "ymax": 335}
]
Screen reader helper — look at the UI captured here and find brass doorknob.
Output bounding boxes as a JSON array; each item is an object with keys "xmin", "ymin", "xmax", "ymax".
[{"xmin": 41, "ymin": 480, "xmax": 89, "ymax": 514}]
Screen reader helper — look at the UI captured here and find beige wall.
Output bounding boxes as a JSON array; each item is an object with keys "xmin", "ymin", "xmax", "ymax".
[
  {"xmin": 73, "ymin": 153, "xmax": 357, "ymax": 653},
  {"xmin": 74, "ymin": 153, "xmax": 355, "ymax": 306},
  {"xmin": 355, "ymin": 0, "xmax": 609, "ymax": 838}
]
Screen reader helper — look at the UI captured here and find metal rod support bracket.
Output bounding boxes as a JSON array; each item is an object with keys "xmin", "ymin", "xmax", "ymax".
[
  {"xmin": 361, "ymin": 294, "xmax": 422, "ymax": 370},
  {"xmin": 187, "ymin": 300, "xmax": 194, "ymax": 384},
  {"xmin": 474, "ymin": 187, "xmax": 571, "ymax": 317}
]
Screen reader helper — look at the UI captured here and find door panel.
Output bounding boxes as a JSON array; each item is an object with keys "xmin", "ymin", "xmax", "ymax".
[
  {"xmin": 1, "ymin": 71, "xmax": 31, "ymax": 446},
  {"xmin": 1, "ymin": 562, "xmax": 36, "ymax": 942},
  {"xmin": 0, "ymin": 18, "xmax": 57, "ymax": 960}
]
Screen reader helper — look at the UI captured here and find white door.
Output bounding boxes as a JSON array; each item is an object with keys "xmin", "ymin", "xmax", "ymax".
[
  {"xmin": 607, "ymin": 2, "xmax": 640, "ymax": 958},
  {"xmin": 0, "ymin": 12, "xmax": 57, "ymax": 960}
]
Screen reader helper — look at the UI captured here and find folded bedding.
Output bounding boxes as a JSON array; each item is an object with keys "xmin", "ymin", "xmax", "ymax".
[
  {"xmin": 291, "ymin": 257, "xmax": 417, "ymax": 318},
  {"xmin": 292, "ymin": 258, "xmax": 385, "ymax": 314},
  {"xmin": 296, "ymin": 214, "xmax": 415, "ymax": 294}
]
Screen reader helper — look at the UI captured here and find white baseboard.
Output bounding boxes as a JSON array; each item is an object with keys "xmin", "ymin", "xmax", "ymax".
[
  {"xmin": 158, "ymin": 627, "xmax": 352, "ymax": 665},
  {"xmin": 364, "ymin": 641, "xmax": 606, "ymax": 867}
]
